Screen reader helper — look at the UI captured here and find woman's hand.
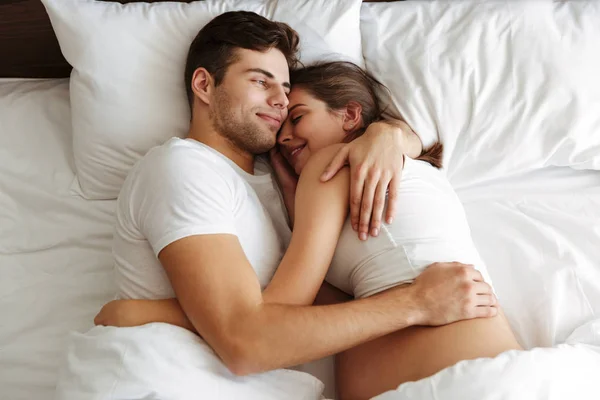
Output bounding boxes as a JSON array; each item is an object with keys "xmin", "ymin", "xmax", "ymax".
[
  {"xmin": 269, "ymin": 145, "xmax": 298, "ymax": 191},
  {"xmin": 94, "ymin": 299, "xmax": 139, "ymax": 327},
  {"xmin": 320, "ymin": 120, "xmax": 422, "ymax": 240}
]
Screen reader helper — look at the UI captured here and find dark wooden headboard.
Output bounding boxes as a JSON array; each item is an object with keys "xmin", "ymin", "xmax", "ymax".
[
  {"xmin": 0, "ymin": 0, "xmax": 66, "ymax": 78},
  {"xmin": 0, "ymin": 0, "xmax": 393, "ymax": 79}
]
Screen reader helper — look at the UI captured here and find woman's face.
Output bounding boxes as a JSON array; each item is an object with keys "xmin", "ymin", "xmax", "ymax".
[{"xmin": 277, "ymin": 87, "xmax": 348, "ymax": 175}]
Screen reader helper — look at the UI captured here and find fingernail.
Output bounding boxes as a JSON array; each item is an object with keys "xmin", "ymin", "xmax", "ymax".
[
  {"xmin": 371, "ymin": 228, "xmax": 379, "ymax": 237},
  {"xmin": 359, "ymin": 232, "xmax": 367, "ymax": 241},
  {"xmin": 386, "ymin": 217, "xmax": 393, "ymax": 224},
  {"xmin": 320, "ymin": 172, "xmax": 329, "ymax": 181}
]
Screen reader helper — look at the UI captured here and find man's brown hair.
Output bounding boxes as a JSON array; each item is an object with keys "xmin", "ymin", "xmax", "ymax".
[{"xmin": 184, "ymin": 11, "xmax": 300, "ymax": 110}]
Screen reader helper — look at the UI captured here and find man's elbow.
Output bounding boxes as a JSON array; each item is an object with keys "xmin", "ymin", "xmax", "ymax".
[
  {"xmin": 218, "ymin": 333, "xmax": 266, "ymax": 376},
  {"xmin": 226, "ymin": 356, "xmax": 258, "ymax": 377}
]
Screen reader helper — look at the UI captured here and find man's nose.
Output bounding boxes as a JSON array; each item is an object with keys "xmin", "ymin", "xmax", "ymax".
[{"xmin": 269, "ymin": 86, "xmax": 289, "ymax": 110}]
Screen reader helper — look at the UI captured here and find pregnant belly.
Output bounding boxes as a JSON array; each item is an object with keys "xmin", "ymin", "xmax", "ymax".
[{"xmin": 336, "ymin": 307, "xmax": 522, "ymax": 400}]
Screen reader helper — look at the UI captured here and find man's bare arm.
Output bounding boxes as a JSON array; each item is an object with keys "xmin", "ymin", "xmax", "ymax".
[
  {"xmin": 160, "ymin": 231, "xmax": 496, "ymax": 377},
  {"xmin": 160, "ymin": 235, "xmax": 415, "ymax": 376}
]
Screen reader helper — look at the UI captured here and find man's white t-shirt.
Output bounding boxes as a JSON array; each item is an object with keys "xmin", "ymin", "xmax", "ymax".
[{"xmin": 113, "ymin": 137, "xmax": 291, "ymax": 300}]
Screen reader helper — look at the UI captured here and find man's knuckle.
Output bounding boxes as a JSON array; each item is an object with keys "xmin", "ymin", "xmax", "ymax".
[
  {"xmin": 367, "ymin": 169, "xmax": 379, "ymax": 179},
  {"xmin": 459, "ymin": 266, "xmax": 471, "ymax": 278},
  {"xmin": 461, "ymin": 281, "xmax": 474, "ymax": 293}
]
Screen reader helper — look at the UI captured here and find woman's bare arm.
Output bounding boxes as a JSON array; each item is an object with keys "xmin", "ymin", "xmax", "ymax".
[
  {"xmin": 261, "ymin": 143, "xmax": 350, "ymax": 305},
  {"xmin": 94, "ymin": 297, "xmax": 196, "ymax": 332}
]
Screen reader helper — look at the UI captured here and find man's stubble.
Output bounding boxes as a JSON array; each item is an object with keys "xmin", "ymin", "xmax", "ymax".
[{"xmin": 210, "ymin": 87, "xmax": 276, "ymax": 155}]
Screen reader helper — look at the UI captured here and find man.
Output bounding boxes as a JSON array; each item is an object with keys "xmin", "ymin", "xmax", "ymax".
[{"xmin": 102, "ymin": 10, "xmax": 495, "ymax": 390}]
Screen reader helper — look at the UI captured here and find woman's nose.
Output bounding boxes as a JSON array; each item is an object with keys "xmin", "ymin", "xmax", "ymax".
[{"xmin": 277, "ymin": 126, "xmax": 292, "ymax": 144}]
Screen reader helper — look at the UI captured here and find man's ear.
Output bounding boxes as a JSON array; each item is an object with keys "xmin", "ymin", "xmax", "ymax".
[
  {"xmin": 191, "ymin": 67, "xmax": 213, "ymax": 106},
  {"xmin": 342, "ymin": 101, "xmax": 363, "ymax": 132}
]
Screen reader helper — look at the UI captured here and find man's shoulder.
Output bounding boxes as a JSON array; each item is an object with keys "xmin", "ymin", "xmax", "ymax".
[
  {"xmin": 140, "ymin": 137, "xmax": 223, "ymax": 170},
  {"xmin": 135, "ymin": 138, "xmax": 237, "ymax": 183},
  {"xmin": 118, "ymin": 138, "xmax": 240, "ymax": 204}
]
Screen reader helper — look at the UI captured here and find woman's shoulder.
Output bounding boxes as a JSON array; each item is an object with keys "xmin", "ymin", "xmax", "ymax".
[
  {"xmin": 310, "ymin": 143, "xmax": 347, "ymax": 164},
  {"xmin": 301, "ymin": 143, "xmax": 348, "ymax": 178}
]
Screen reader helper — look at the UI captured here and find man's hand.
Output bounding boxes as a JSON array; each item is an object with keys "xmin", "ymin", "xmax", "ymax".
[
  {"xmin": 409, "ymin": 262, "xmax": 498, "ymax": 326},
  {"xmin": 320, "ymin": 120, "xmax": 421, "ymax": 241}
]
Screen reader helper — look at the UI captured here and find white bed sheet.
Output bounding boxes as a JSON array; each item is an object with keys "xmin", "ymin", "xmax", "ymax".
[
  {"xmin": 1, "ymin": 78, "xmax": 599, "ymax": 400},
  {"xmin": 0, "ymin": 79, "xmax": 116, "ymax": 400},
  {"xmin": 458, "ymin": 168, "xmax": 600, "ymax": 349}
]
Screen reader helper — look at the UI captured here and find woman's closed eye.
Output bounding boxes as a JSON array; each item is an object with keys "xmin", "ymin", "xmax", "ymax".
[{"xmin": 291, "ymin": 115, "xmax": 302, "ymax": 125}]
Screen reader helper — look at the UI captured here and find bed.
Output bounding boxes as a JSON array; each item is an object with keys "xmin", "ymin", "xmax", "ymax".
[{"xmin": 0, "ymin": 1, "xmax": 598, "ymax": 399}]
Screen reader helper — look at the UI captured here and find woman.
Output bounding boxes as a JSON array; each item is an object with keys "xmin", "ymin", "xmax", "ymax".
[{"xmin": 96, "ymin": 62, "xmax": 522, "ymax": 399}]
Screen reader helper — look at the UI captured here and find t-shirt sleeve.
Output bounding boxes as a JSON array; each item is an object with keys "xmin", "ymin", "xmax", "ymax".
[{"xmin": 132, "ymin": 149, "xmax": 238, "ymax": 257}]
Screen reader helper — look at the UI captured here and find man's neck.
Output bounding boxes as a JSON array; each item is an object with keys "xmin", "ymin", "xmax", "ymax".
[{"xmin": 187, "ymin": 120, "xmax": 255, "ymax": 174}]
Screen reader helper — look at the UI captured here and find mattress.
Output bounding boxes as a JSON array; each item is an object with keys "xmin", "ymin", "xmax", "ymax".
[{"xmin": 1, "ymin": 75, "xmax": 599, "ymax": 400}]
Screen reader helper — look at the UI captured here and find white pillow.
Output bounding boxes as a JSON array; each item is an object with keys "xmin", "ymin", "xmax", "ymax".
[
  {"xmin": 42, "ymin": 0, "xmax": 364, "ymax": 199},
  {"xmin": 361, "ymin": 1, "xmax": 600, "ymax": 188}
]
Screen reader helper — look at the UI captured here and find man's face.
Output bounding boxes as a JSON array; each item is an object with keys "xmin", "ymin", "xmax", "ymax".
[{"xmin": 209, "ymin": 48, "xmax": 291, "ymax": 155}]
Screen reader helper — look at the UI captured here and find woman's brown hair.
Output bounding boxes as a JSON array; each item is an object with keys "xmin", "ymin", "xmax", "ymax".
[{"xmin": 290, "ymin": 61, "xmax": 443, "ymax": 168}]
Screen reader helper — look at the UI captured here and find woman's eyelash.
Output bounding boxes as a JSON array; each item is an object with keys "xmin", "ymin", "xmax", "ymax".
[
  {"xmin": 291, "ymin": 115, "xmax": 302, "ymax": 125},
  {"xmin": 255, "ymin": 79, "xmax": 267, "ymax": 87}
]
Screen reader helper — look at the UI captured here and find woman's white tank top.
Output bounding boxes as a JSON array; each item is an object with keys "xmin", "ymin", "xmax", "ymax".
[{"xmin": 326, "ymin": 157, "xmax": 493, "ymax": 299}]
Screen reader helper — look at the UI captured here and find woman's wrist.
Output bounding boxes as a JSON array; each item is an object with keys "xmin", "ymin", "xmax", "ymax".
[{"xmin": 382, "ymin": 119, "xmax": 423, "ymax": 159}]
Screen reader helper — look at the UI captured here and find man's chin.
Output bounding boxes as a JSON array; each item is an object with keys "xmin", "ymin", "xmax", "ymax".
[{"xmin": 253, "ymin": 136, "xmax": 277, "ymax": 155}]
